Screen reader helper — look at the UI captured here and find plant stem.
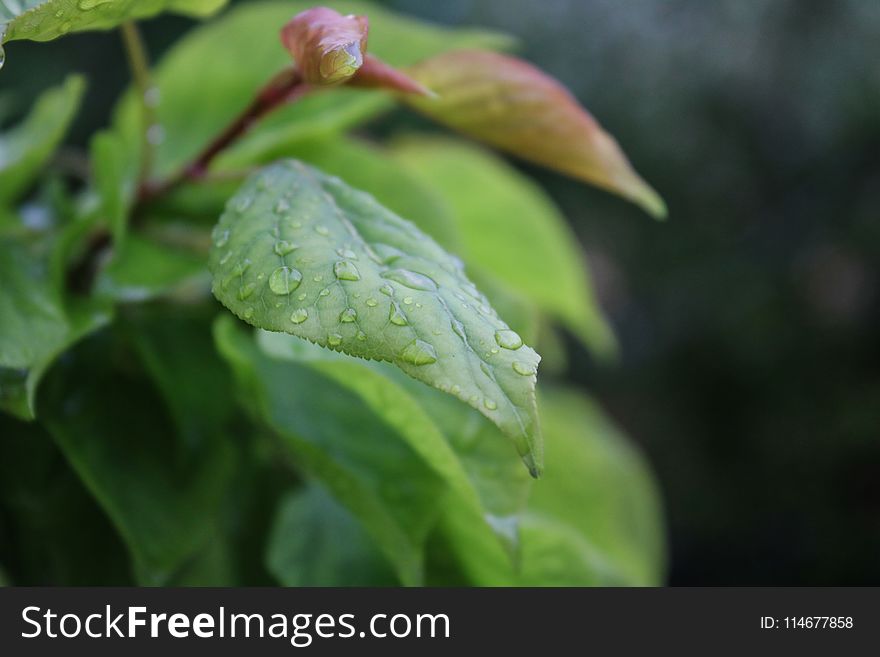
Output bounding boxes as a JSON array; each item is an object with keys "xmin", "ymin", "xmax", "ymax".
[
  {"xmin": 120, "ymin": 21, "xmax": 157, "ymax": 187},
  {"xmin": 139, "ymin": 67, "xmax": 308, "ymax": 203}
]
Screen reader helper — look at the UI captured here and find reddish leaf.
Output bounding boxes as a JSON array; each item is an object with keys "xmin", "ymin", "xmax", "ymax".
[
  {"xmin": 404, "ymin": 50, "xmax": 666, "ymax": 218},
  {"xmin": 280, "ymin": 7, "xmax": 369, "ymax": 86}
]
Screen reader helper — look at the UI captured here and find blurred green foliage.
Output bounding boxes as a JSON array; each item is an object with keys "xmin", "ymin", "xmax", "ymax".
[{"xmin": 0, "ymin": 0, "xmax": 665, "ymax": 585}]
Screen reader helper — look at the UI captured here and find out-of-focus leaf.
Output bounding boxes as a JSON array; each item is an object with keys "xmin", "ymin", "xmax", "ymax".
[
  {"xmin": 280, "ymin": 6, "xmax": 368, "ymax": 85},
  {"xmin": 112, "ymin": 0, "xmax": 514, "ymax": 178},
  {"xmin": 40, "ymin": 330, "xmax": 235, "ymax": 584},
  {"xmin": 285, "ymin": 137, "xmax": 459, "ymax": 249},
  {"xmin": 530, "ymin": 388, "xmax": 666, "ymax": 585},
  {"xmin": 210, "ymin": 161, "xmax": 543, "ymax": 475},
  {"xmin": 257, "ymin": 330, "xmax": 528, "ymax": 555},
  {"xmin": 404, "ymin": 50, "xmax": 667, "ymax": 219},
  {"xmin": 214, "ymin": 315, "xmax": 447, "ymax": 585},
  {"xmin": 124, "ymin": 305, "xmax": 236, "ymax": 449},
  {"xmin": 169, "ymin": 539, "xmax": 235, "ymax": 586},
  {"xmin": 0, "ymin": 415, "xmax": 132, "ymax": 584},
  {"xmin": 0, "ymin": 232, "xmax": 111, "ymax": 420},
  {"xmin": 267, "ymin": 484, "xmax": 396, "ymax": 586},
  {"xmin": 90, "ymin": 130, "xmax": 133, "ymax": 245},
  {"xmin": 393, "ymin": 136, "xmax": 615, "ymax": 357},
  {"xmin": 0, "ymin": 75, "xmax": 84, "ymax": 205},
  {"xmin": 432, "ymin": 387, "xmax": 665, "ymax": 585},
  {"xmin": 0, "ymin": 0, "xmax": 227, "ymax": 43},
  {"xmin": 95, "ymin": 234, "xmax": 207, "ymax": 302}
]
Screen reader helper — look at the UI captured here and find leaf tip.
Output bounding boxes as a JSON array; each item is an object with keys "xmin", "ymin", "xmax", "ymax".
[
  {"xmin": 524, "ymin": 455, "xmax": 543, "ymax": 479},
  {"xmin": 634, "ymin": 184, "xmax": 668, "ymax": 221}
]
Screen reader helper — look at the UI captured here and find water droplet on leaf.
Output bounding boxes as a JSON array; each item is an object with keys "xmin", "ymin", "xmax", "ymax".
[
  {"xmin": 274, "ymin": 240, "xmax": 296, "ymax": 256},
  {"xmin": 290, "ymin": 308, "xmax": 308, "ymax": 324},
  {"xmin": 379, "ymin": 284, "xmax": 394, "ymax": 296},
  {"xmin": 381, "ymin": 269, "xmax": 437, "ymax": 291},
  {"xmin": 269, "ymin": 266, "xmax": 302, "ymax": 295},
  {"xmin": 365, "ymin": 297, "xmax": 377, "ymax": 307},
  {"xmin": 513, "ymin": 361, "xmax": 536, "ymax": 376},
  {"xmin": 340, "ymin": 308, "xmax": 357, "ymax": 323},
  {"xmin": 79, "ymin": 0, "xmax": 113, "ymax": 9},
  {"xmin": 483, "ymin": 398, "xmax": 498, "ymax": 411},
  {"xmin": 389, "ymin": 302, "xmax": 408, "ymax": 326},
  {"xmin": 328, "ymin": 333, "xmax": 343, "ymax": 347},
  {"xmin": 213, "ymin": 229, "xmax": 229, "ymax": 248},
  {"xmin": 334, "ymin": 260, "xmax": 361, "ymax": 281},
  {"xmin": 238, "ymin": 282, "xmax": 256, "ymax": 300},
  {"xmin": 400, "ymin": 339, "xmax": 437, "ymax": 365},
  {"xmin": 495, "ymin": 329, "xmax": 523, "ymax": 350}
]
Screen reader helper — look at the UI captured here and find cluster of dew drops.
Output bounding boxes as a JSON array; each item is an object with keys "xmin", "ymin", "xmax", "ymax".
[{"xmin": 212, "ymin": 173, "xmax": 537, "ymax": 414}]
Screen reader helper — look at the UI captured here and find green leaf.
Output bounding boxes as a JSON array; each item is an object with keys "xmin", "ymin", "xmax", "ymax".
[
  {"xmin": 393, "ymin": 136, "xmax": 616, "ymax": 357},
  {"xmin": 0, "ymin": 231, "xmax": 111, "ymax": 420},
  {"xmin": 111, "ymin": 0, "xmax": 514, "ymax": 178},
  {"xmin": 90, "ymin": 130, "xmax": 133, "ymax": 245},
  {"xmin": 284, "ymin": 137, "xmax": 459, "ymax": 249},
  {"xmin": 530, "ymin": 388, "xmax": 666, "ymax": 585},
  {"xmin": 0, "ymin": 415, "xmax": 132, "ymax": 585},
  {"xmin": 95, "ymin": 234, "xmax": 207, "ymax": 301},
  {"xmin": 209, "ymin": 160, "xmax": 543, "ymax": 475},
  {"xmin": 431, "ymin": 387, "xmax": 665, "ymax": 585},
  {"xmin": 39, "ymin": 327, "xmax": 235, "ymax": 584},
  {"xmin": 0, "ymin": 75, "xmax": 84, "ymax": 205},
  {"xmin": 1, "ymin": 0, "xmax": 228, "ymax": 43},
  {"xmin": 404, "ymin": 50, "xmax": 666, "ymax": 218},
  {"xmin": 267, "ymin": 484, "xmax": 397, "ymax": 586},
  {"xmin": 214, "ymin": 315, "xmax": 447, "ymax": 585},
  {"xmin": 257, "ymin": 330, "xmax": 529, "ymax": 554}
]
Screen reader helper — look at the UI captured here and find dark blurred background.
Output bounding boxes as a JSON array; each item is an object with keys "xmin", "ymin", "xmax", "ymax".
[{"xmin": 2, "ymin": 0, "xmax": 878, "ymax": 585}]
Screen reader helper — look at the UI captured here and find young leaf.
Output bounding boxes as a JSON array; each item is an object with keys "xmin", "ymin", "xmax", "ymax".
[
  {"xmin": 403, "ymin": 50, "xmax": 667, "ymax": 219},
  {"xmin": 280, "ymin": 6, "xmax": 368, "ymax": 85},
  {"xmin": 0, "ymin": 75, "xmax": 84, "ymax": 205},
  {"xmin": 111, "ymin": 0, "xmax": 514, "ymax": 177},
  {"xmin": 208, "ymin": 160, "xmax": 543, "ymax": 476},
  {"xmin": 348, "ymin": 54, "xmax": 432, "ymax": 97},
  {"xmin": 393, "ymin": 136, "xmax": 616, "ymax": 358},
  {"xmin": 0, "ymin": 0, "xmax": 228, "ymax": 44}
]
